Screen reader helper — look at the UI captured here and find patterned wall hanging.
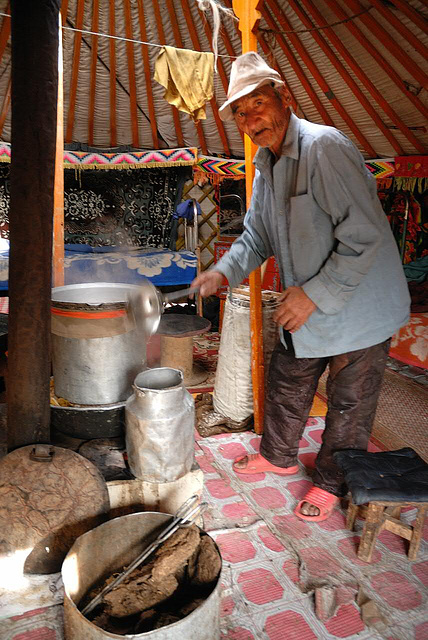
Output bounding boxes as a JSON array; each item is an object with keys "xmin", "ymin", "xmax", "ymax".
[
  {"xmin": 64, "ymin": 167, "xmax": 190, "ymax": 247},
  {"xmin": 0, "ymin": 164, "xmax": 191, "ymax": 246},
  {"xmin": 394, "ymin": 156, "xmax": 428, "ymax": 193},
  {"xmin": 0, "ymin": 166, "xmax": 10, "ymax": 237}
]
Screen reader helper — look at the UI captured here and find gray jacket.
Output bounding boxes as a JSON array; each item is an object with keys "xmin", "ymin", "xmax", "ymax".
[{"xmin": 215, "ymin": 113, "xmax": 410, "ymax": 357}]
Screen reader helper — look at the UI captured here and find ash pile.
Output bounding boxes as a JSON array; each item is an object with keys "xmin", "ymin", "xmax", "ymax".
[{"xmin": 81, "ymin": 525, "xmax": 221, "ymax": 635}]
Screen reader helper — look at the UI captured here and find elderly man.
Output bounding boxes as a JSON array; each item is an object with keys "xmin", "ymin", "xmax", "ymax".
[{"xmin": 192, "ymin": 52, "xmax": 410, "ymax": 522}]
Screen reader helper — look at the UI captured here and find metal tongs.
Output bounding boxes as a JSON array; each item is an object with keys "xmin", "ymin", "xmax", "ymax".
[{"xmin": 81, "ymin": 494, "xmax": 207, "ymax": 617}]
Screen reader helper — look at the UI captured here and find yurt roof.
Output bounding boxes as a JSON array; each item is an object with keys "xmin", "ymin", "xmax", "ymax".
[{"xmin": 0, "ymin": 0, "xmax": 426, "ymax": 160}]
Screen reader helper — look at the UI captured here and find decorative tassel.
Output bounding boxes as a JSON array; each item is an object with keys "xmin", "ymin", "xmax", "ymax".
[{"xmin": 393, "ymin": 176, "xmax": 427, "ymax": 194}]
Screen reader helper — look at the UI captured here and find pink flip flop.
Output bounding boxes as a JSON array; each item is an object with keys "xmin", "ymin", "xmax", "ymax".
[
  {"xmin": 294, "ymin": 486, "xmax": 340, "ymax": 522},
  {"xmin": 233, "ymin": 453, "xmax": 299, "ymax": 476}
]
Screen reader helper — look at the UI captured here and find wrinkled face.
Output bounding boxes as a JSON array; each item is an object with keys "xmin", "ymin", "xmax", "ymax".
[{"xmin": 231, "ymin": 84, "xmax": 291, "ymax": 156}]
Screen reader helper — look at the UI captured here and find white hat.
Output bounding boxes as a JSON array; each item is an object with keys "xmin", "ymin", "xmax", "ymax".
[{"xmin": 219, "ymin": 52, "xmax": 284, "ymax": 122}]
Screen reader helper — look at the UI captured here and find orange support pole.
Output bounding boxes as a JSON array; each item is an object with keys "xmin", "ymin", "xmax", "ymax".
[
  {"xmin": 52, "ymin": 14, "xmax": 64, "ymax": 288},
  {"xmin": 232, "ymin": 0, "xmax": 265, "ymax": 435}
]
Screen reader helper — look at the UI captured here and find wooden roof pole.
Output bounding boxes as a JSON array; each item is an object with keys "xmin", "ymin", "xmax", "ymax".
[
  {"xmin": 65, "ymin": 0, "xmax": 84, "ymax": 143},
  {"xmin": 369, "ymin": 0, "xmax": 428, "ymax": 62},
  {"xmin": 232, "ymin": 0, "xmax": 265, "ymax": 435},
  {"xmin": 0, "ymin": 79, "xmax": 11, "ymax": 138},
  {"xmin": 123, "ymin": 0, "xmax": 140, "ymax": 148},
  {"xmin": 266, "ymin": 0, "xmax": 377, "ymax": 157},
  {"xmin": 345, "ymin": 0, "xmax": 428, "ymax": 90},
  {"xmin": 324, "ymin": 0, "xmax": 428, "ymax": 121},
  {"xmin": 136, "ymin": 0, "xmax": 159, "ymax": 148},
  {"xmin": 152, "ymin": 0, "xmax": 185, "ymax": 147},
  {"xmin": 296, "ymin": 0, "xmax": 424, "ymax": 154},
  {"xmin": 165, "ymin": 0, "xmax": 208, "ymax": 154},
  {"xmin": 108, "ymin": 0, "xmax": 117, "ymax": 147},
  {"xmin": 53, "ymin": 14, "xmax": 64, "ymax": 288},
  {"xmin": 179, "ymin": 0, "xmax": 231, "ymax": 156},
  {"xmin": 261, "ymin": 4, "xmax": 335, "ymax": 127},
  {"xmin": 88, "ymin": 0, "xmax": 99, "ymax": 147},
  {"xmin": 0, "ymin": 6, "xmax": 11, "ymax": 63}
]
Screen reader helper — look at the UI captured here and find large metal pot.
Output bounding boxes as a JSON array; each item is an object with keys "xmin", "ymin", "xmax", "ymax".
[
  {"xmin": 62, "ymin": 512, "xmax": 222, "ymax": 640},
  {"xmin": 51, "ymin": 283, "xmax": 147, "ymax": 405}
]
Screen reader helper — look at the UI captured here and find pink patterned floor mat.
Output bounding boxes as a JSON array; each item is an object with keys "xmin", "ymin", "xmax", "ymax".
[
  {"xmin": 2, "ymin": 419, "xmax": 427, "ymax": 640},
  {"xmin": 197, "ymin": 421, "xmax": 427, "ymax": 640}
]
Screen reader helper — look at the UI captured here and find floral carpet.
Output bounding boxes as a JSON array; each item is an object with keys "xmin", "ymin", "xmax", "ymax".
[{"xmin": 389, "ymin": 313, "xmax": 428, "ymax": 370}]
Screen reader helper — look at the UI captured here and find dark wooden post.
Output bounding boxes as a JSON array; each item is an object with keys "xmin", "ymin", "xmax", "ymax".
[{"xmin": 8, "ymin": 0, "xmax": 61, "ymax": 448}]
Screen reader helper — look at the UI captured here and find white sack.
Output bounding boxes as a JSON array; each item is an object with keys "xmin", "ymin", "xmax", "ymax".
[{"xmin": 213, "ymin": 289, "xmax": 280, "ymax": 422}]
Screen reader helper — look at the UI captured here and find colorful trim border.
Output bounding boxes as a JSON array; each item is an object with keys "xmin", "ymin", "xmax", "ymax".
[
  {"xmin": 196, "ymin": 157, "xmax": 397, "ymax": 178},
  {"xmin": 0, "ymin": 144, "xmax": 10, "ymax": 163},
  {"xmin": 63, "ymin": 147, "xmax": 198, "ymax": 169},
  {"xmin": 365, "ymin": 159, "xmax": 395, "ymax": 179},
  {"xmin": 0, "ymin": 143, "xmax": 198, "ymax": 169},
  {"xmin": 197, "ymin": 155, "xmax": 245, "ymax": 176},
  {"xmin": 0, "ymin": 144, "xmax": 418, "ymax": 185}
]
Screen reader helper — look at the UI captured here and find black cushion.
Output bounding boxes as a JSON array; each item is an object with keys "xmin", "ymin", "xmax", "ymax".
[{"xmin": 334, "ymin": 448, "xmax": 428, "ymax": 505}]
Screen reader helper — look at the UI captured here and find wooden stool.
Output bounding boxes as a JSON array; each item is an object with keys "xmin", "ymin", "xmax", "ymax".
[
  {"xmin": 346, "ymin": 500, "xmax": 427, "ymax": 563},
  {"xmin": 157, "ymin": 314, "xmax": 211, "ymax": 387}
]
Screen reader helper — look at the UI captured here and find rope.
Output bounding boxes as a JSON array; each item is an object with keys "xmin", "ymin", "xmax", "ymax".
[
  {"xmin": 258, "ymin": 6, "xmax": 373, "ymax": 36},
  {"xmin": 196, "ymin": 0, "xmax": 237, "ymax": 72},
  {"xmin": 0, "ymin": 11, "xmax": 235, "ymax": 60}
]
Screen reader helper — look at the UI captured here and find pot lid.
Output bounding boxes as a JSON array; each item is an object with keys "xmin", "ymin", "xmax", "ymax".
[{"xmin": 0, "ymin": 444, "xmax": 110, "ymax": 574}]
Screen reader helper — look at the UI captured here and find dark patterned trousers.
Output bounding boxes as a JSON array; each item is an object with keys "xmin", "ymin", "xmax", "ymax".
[{"xmin": 260, "ymin": 333, "xmax": 391, "ymax": 496}]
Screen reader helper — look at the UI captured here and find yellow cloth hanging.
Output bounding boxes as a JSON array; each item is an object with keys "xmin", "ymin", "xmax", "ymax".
[{"xmin": 154, "ymin": 46, "xmax": 214, "ymax": 122}]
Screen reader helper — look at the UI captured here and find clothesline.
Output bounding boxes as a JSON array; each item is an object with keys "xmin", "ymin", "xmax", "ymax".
[
  {"xmin": 0, "ymin": 6, "xmax": 377, "ymax": 51},
  {"xmin": 0, "ymin": 12, "xmax": 235, "ymax": 59}
]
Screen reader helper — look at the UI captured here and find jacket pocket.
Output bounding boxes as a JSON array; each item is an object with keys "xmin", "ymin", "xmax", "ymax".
[{"xmin": 289, "ymin": 193, "xmax": 323, "ymax": 284}]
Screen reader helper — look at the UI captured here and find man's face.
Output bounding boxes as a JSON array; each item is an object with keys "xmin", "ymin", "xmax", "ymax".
[{"xmin": 231, "ymin": 84, "xmax": 291, "ymax": 156}]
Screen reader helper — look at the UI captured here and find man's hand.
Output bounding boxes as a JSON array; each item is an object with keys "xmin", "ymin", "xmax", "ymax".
[
  {"xmin": 273, "ymin": 286, "xmax": 316, "ymax": 333},
  {"xmin": 191, "ymin": 270, "xmax": 225, "ymax": 297}
]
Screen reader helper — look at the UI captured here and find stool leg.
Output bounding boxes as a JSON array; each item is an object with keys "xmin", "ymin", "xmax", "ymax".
[
  {"xmin": 346, "ymin": 503, "xmax": 359, "ymax": 531},
  {"xmin": 386, "ymin": 506, "xmax": 402, "ymax": 519},
  {"xmin": 358, "ymin": 503, "xmax": 385, "ymax": 563},
  {"xmin": 408, "ymin": 506, "xmax": 426, "ymax": 562}
]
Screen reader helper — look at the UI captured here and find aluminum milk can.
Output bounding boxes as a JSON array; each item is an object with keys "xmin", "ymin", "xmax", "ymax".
[{"xmin": 125, "ymin": 367, "xmax": 195, "ymax": 482}]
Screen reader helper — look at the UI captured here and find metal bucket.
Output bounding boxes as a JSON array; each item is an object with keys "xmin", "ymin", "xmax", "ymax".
[
  {"xmin": 125, "ymin": 368, "xmax": 195, "ymax": 483},
  {"xmin": 62, "ymin": 511, "xmax": 222, "ymax": 640},
  {"xmin": 52, "ymin": 283, "xmax": 147, "ymax": 405}
]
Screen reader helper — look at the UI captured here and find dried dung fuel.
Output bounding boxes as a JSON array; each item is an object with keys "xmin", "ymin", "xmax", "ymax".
[{"xmin": 80, "ymin": 525, "xmax": 221, "ymax": 635}]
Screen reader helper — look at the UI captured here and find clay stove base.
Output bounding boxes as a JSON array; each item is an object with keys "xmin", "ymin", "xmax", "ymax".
[{"xmin": 106, "ymin": 463, "xmax": 204, "ymax": 520}]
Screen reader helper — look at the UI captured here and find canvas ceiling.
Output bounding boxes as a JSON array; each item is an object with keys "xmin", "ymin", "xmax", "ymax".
[{"xmin": 0, "ymin": 0, "xmax": 426, "ymax": 160}]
